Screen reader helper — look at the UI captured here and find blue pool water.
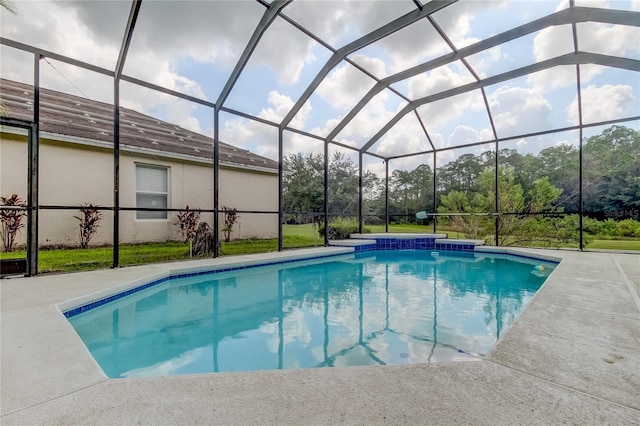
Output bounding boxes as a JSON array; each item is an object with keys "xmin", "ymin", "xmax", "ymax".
[{"xmin": 68, "ymin": 250, "xmax": 556, "ymax": 378}]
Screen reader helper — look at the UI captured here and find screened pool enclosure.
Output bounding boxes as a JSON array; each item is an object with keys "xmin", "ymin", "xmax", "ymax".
[{"xmin": 1, "ymin": 0, "xmax": 639, "ymax": 275}]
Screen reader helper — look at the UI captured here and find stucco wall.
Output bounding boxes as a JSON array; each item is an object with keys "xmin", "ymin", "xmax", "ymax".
[{"xmin": 1, "ymin": 132, "xmax": 278, "ymax": 249}]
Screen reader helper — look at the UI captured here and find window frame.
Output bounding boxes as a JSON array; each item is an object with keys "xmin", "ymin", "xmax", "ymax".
[{"xmin": 135, "ymin": 163, "xmax": 170, "ymax": 220}]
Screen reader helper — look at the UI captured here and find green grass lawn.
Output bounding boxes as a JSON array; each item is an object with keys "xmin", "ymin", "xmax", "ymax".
[
  {"xmin": 0, "ymin": 231, "xmax": 324, "ymax": 273},
  {"xmin": 585, "ymin": 239, "xmax": 640, "ymax": 251},
  {"xmin": 2, "ymin": 224, "xmax": 637, "ymax": 274}
]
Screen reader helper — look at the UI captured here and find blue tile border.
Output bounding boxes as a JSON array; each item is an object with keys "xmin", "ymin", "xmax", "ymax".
[
  {"xmin": 63, "ymin": 251, "xmax": 349, "ymax": 318},
  {"xmin": 64, "ymin": 244, "xmax": 560, "ymax": 318}
]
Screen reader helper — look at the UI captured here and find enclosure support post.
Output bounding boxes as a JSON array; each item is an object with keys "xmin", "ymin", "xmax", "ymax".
[
  {"xmin": 112, "ymin": 0, "xmax": 141, "ymax": 268},
  {"xmin": 576, "ymin": 66, "xmax": 585, "ymax": 251},
  {"xmin": 278, "ymin": 128, "xmax": 284, "ymax": 251},
  {"xmin": 214, "ymin": 108, "xmax": 220, "ymax": 257},
  {"xmin": 495, "ymin": 141, "xmax": 499, "ymax": 246},
  {"xmin": 27, "ymin": 56, "xmax": 40, "ymax": 276},
  {"xmin": 113, "ymin": 79, "xmax": 120, "ymax": 268},
  {"xmin": 432, "ymin": 151, "xmax": 437, "ymax": 234},
  {"xmin": 323, "ymin": 143, "xmax": 329, "ymax": 247},
  {"xmin": 358, "ymin": 152, "xmax": 363, "ymax": 234},
  {"xmin": 385, "ymin": 160, "xmax": 389, "ymax": 233}
]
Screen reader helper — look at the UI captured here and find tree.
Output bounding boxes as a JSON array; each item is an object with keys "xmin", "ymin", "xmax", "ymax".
[
  {"xmin": 438, "ymin": 153, "xmax": 485, "ymax": 195},
  {"xmin": 438, "ymin": 167, "xmax": 568, "ymax": 246},
  {"xmin": 438, "ymin": 190, "xmax": 489, "ymax": 239},
  {"xmin": 388, "ymin": 164, "xmax": 434, "ymax": 223},
  {"xmin": 390, "ymin": 169, "xmax": 412, "ymax": 220},
  {"xmin": 583, "ymin": 125, "xmax": 640, "ymax": 216},
  {"xmin": 282, "ymin": 151, "xmax": 363, "ymax": 220},
  {"xmin": 529, "ymin": 177, "xmax": 563, "ymax": 213},
  {"xmin": 328, "ymin": 151, "xmax": 359, "ymax": 216},
  {"xmin": 537, "ymin": 144, "xmax": 579, "ymax": 212},
  {"xmin": 282, "ymin": 152, "xmax": 324, "ymax": 219}
]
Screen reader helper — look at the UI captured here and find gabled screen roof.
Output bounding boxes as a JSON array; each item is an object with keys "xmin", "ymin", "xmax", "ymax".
[{"xmin": 1, "ymin": 0, "xmax": 638, "ymax": 161}]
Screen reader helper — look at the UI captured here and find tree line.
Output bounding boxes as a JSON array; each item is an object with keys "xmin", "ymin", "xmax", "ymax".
[
  {"xmin": 282, "ymin": 125, "xmax": 639, "ymax": 245},
  {"xmin": 284, "ymin": 125, "xmax": 638, "ymax": 220}
]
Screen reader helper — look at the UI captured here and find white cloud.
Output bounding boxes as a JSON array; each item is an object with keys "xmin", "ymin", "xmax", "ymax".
[
  {"xmin": 0, "ymin": 0, "xmax": 267, "ymax": 136},
  {"xmin": 220, "ymin": 91, "xmax": 312, "ymax": 160},
  {"xmin": 282, "ymin": 1, "xmax": 353, "ymax": 46},
  {"xmin": 375, "ymin": 20, "xmax": 451, "ymax": 75},
  {"xmin": 417, "ymin": 90, "xmax": 486, "ymax": 132},
  {"xmin": 407, "ymin": 64, "xmax": 476, "ymax": 100},
  {"xmin": 373, "ymin": 114, "xmax": 431, "ymax": 157},
  {"xmin": 488, "ymin": 85, "xmax": 552, "ymax": 137},
  {"xmin": 526, "ymin": 25, "xmax": 576, "ymax": 90},
  {"xmin": 349, "ymin": 54, "xmax": 387, "ymax": 79},
  {"xmin": 530, "ymin": 19, "xmax": 638, "ymax": 91},
  {"xmin": 464, "ymin": 46, "xmax": 503, "ymax": 79},
  {"xmin": 282, "ymin": 0, "xmax": 415, "ymax": 48},
  {"xmin": 335, "ymin": 91, "xmax": 402, "ymax": 145},
  {"xmin": 569, "ymin": 84, "xmax": 635, "ymax": 123},
  {"xmin": 431, "ymin": 1, "xmax": 509, "ymax": 49},
  {"xmin": 577, "ymin": 21, "xmax": 640, "ymax": 58},
  {"xmin": 448, "ymin": 125, "xmax": 489, "ymax": 147},
  {"xmin": 259, "ymin": 91, "xmax": 312, "ymax": 129},
  {"xmin": 251, "ymin": 17, "xmax": 319, "ymax": 86},
  {"xmin": 315, "ymin": 62, "xmax": 377, "ymax": 111}
]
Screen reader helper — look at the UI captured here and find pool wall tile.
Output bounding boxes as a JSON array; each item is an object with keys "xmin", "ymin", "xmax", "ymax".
[
  {"xmin": 63, "ymin": 252, "xmax": 351, "ymax": 318},
  {"xmin": 63, "ymin": 238, "xmax": 559, "ymax": 318}
]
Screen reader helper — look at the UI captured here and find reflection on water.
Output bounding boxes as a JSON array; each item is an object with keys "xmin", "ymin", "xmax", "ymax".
[{"xmin": 69, "ymin": 251, "xmax": 554, "ymax": 377}]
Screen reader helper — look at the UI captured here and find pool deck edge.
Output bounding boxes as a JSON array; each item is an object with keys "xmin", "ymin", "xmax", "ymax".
[{"xmin": 1, "ymin": 248, "xmax": 639, "ymax": 424}]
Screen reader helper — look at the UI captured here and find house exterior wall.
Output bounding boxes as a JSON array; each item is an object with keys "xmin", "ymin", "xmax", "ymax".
[{"xmin": 1, "ymin": 132, "xmax": 278, "ymax": 249}]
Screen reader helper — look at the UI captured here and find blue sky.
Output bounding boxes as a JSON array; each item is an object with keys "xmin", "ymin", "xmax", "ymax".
[{"xmin": 1, "ymin": 0, "xmax": 638, "ymax": 175}]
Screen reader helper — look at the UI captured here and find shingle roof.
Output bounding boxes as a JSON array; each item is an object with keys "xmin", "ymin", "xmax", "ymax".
[{"xmin": 0, "ymin": 78, "xmax": 278, "ymax": 172}]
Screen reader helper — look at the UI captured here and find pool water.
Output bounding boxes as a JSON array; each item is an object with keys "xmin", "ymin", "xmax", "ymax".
[{"xmin": 68, "ymin": 250, "xmax": 555, "ymax": 378}]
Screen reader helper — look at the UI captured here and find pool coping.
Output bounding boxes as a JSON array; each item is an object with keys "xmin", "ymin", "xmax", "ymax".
[{"xmin": 1, "ymin": 247, "xmax": 639, "ymax": 424}]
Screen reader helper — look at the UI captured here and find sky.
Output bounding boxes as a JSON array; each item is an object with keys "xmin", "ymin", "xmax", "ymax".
[{"xmin": 1, "ymin": 0, "xmax": 639, "ymax": 176}]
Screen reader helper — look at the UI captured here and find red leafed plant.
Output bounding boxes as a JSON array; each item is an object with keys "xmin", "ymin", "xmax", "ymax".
[
  {"xmin": 222, "ymin": 205, "xmax": 239, "ymax": 243},
  {"xmin": 74, "ymin": 204, "xmax": 102, "ymax": 249},
  {"xmin": 175, "ymin": 205, "xmax": 202, "ymax": 257},
  {"xmin": 0, "ymin": 194, "xmax": 27, "ymax": 252}
]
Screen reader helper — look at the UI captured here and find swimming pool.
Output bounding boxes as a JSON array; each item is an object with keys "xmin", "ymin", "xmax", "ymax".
[{"xmin": 67, "ymin": 250, "xmax": 556, "ymax": 378}]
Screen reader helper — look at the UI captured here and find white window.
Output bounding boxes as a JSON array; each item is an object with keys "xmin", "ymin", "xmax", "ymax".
[{"xmin": 136, "ymin": 164, "xmax": 168, "ymax": 220}]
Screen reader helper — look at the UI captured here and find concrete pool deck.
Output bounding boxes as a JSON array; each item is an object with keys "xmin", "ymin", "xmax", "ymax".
[{"xmin": 1, "ymin": 248, "xmax": 639, "ymax": 425}]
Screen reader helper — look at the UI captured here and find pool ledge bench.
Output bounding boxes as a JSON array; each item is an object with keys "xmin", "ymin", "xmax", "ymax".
[{"xmin": 329, "ymin": 233, "xmax": 485, "ymax": 252}]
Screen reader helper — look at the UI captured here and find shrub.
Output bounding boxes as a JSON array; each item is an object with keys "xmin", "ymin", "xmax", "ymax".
[
  {"xmin": 175, "ymin": 206, "xmax": 201, "ymax": 243},
  {"xmin": 600, "ymin": 218, "xmax": 618, "ymax": 237},
  {"xmin": 617, "ymin": 219, "xmax": 640, "ymax": 238},
  {"xmin": 73, "ymin": 204, "xmax": 102, "ymax": 249},
  {"xmin": 192, "ymin": 222, "xmax": 215, "ymax": 256},
  {"xmin": 582, "ymin": 217, "xmax": 603, "ymax": 236},
  {"xmin": 222, "ymin": 206, "xmax": 239, "ymax": 243},
  {"xmin": 0, "ymin": 194, "xmax": 27, "ymax": 252},
  {"xmin": 318, "ymin": 217, "xmax": 370, "ymax": 240}
]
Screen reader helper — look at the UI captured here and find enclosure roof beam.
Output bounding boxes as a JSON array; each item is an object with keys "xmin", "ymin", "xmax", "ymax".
[
  {"xmin": 385, "ymin": 114, "xmax": 640, "ymax": 161},
  {"xmin": 0, "ymin": 38, "xmax": 114, "ymax": 77},
  {"xmin": 115, "ymin": 0, "xmax": 142, "ymax": 79},
  {"xmin": 120, "ymin": 75, "xmax": 216, "ymax": 108},
  {"xmin": 216, "ymin": 0, "xmax": 292, "ymax": 109},
  {"xmin": 325, "ymin": 7, "xmax": 639, "ymax": 143},
  {"xmin": 279, "ymin": 0, "xmax": 456, "ymax": 130},
  {"xmin": 360, "ymin": 52, "xmax": 640, "ymax": 153}
]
